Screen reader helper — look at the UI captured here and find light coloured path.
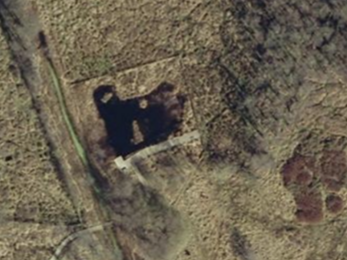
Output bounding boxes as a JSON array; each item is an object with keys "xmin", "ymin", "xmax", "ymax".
[
  {"xmin": 49, "ymin": 223, "xmax": 113, "ymax": 260},
  {"xmin": 115, "ymin": 130, "xmax": 201, "ymax": 172}
]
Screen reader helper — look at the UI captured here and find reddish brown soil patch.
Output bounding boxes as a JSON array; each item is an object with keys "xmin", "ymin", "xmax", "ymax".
[
  {"xmin": 294, "ymin": 190, "xmax": 323, "ymax": 223},
  {"xmin": 281, "ymin": 154, "xmax": 323, "ymax": 223},
  {"xmin": 325, "ymin": 194, "xmax": 344, "ymax": 214},
  {"xmin": 281, "ymin": 148, "xmax": 347, "ymax": 223},
  {"xmin": 281, "ymin": 154, "xmax": 316, "ymax": 187},
  {"xmin": 320, "ymin": 150, "xmax": 347, "ymax": 192}
]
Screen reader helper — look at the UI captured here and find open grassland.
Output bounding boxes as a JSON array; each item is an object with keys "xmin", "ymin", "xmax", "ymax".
[
  {"xmin": 34, "ymin": 0, "xmax": 222, "ymax": 83},
  {"xmin": 2, "ymin": 0, "xmax": 347, "ymax": 260},
  {"xmin": 0, "ymin": 30, "xmax": 77, "ymax": 225},
  {"xmin": 0, "ymin": 28, "xmax": 76, "ymax": 259}
]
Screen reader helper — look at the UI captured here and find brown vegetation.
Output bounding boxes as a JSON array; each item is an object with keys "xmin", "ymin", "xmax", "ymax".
[
  {"xmin": 320, "ymin": 150, "xmax": 347, "ymax": 192},
  {"xmin": 325, "ymin": 194, "xmax": 344, "ymax": 214},
  {"xmin": 294, "ymin": 188, "xmax": 323, "ymax": 223}
]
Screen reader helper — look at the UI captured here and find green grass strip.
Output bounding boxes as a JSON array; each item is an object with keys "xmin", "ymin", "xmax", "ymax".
[
  {"xmin": 46, "ymin": 59, "xmax": 88, "ymax": 167},
  {"xmin": 46, "ymin": 58, "xmax": 123, "ymax": 260}
]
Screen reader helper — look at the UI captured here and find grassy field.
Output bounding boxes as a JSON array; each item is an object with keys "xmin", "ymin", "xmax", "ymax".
[
  {"xmin": 34, "ymin": 0, "xmax": 222, "ymax": 83},
  {"xmin": 1, "ymin": 0, "xmax": 347, "ymax": 260},
  {"xmin": 0, "ymin": 23, "xmax": 76, "ymax": 260}
]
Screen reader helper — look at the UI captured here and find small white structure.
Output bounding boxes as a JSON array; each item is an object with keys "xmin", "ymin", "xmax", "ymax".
[{"xmin": 114, "ymin": 130, "xmax": 201, "ymax": 174}]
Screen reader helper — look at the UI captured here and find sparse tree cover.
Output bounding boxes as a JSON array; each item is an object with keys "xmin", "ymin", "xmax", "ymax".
[{"xmin": 1, "ymin": 0, "xmax": 347, "ymax": 259}]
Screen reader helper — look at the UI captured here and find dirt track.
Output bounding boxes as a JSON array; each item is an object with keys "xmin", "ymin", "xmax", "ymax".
[{"xmin": 2, "ymin": 0, "xmax": 347, "ymax": 260}]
